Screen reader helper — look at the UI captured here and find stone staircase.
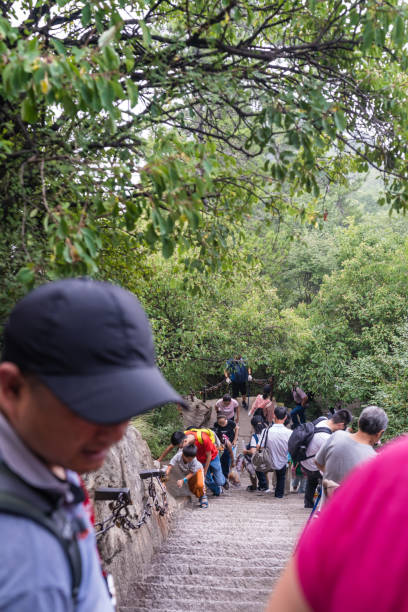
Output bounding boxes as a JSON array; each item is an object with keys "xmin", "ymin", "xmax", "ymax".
[
  {"xmin": 120, "ymin": 399, "xmax": 309, "ymax": 611},
  {"xmin": 122, "ymin": 484, "xmax": 308, "ymax": 611}
]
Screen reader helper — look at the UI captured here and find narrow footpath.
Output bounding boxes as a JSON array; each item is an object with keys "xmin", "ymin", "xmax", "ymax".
[{"xmin": 122, "ymin": 400, "xmax": 309, "ymax": 611}]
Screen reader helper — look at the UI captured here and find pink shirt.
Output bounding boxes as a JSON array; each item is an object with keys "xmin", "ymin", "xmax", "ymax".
[
  {"xmin": 249, "ymin": 395, "xmax": 272, "ymax": 419},
  {"xmin": 296, "ymin": 435, "xmax": 408, "ymax": 612},
  {"xmin": 293, "ymin": 386, "xmax": 307, "ymax": 404},
  {"xmin": 215, "ymin": 398, "xmax": 239, "ymax": 420}
]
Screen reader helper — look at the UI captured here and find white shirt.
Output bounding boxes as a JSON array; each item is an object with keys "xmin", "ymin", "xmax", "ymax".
[
  {"xmin": 250, "ymin": 431, "xmax": 265, "ymax": 448},
  {"xmin": 301, "ymin": 419, "xmax": 331, "ymax": 472},
  {"xmin": 264, "ymin": 424, "xmax": 292, "ymax": 470}
]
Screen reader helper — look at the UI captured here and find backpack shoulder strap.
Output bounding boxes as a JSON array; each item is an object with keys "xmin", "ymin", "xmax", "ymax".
[
  {"xmin": 185, "ymin": 428, "xmax": 200, "ymax": 442},
  {"xmin": 0, "ymin": 471, "xmax": 82, "ymax": 603},
  {"xmin": 314, "ymin": 426, "xmax": 332, "ymax": 435},
  {"xmin": 304, "ymin": 426, "xmax": 332, "ymax": 459}
]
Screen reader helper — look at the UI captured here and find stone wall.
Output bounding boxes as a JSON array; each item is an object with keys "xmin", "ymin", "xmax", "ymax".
[
  {"xmin": 84, "ymin": 425, "xmax": 178, "ymax": 607},
  {"xmin": 181, "ymin": 394, "xmax": 212, "ymax": 428},
  {"xmin": 84, "ymin": 398, "xmax": 213, "ymax": 606}
]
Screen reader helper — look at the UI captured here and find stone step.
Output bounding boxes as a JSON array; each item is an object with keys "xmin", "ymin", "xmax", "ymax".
[
  {"xmin": 157, "ymin": 542, "xmax": 297, "ymax": 555},
  {"xmin": 150, "ymin": 549, "xmax": 294, "ymax": 566},
  {"xmin": 166, "ymin": 510, "xmax": 305, "ymax": 523},
  {"xmin": 132, "ymin": 582, "xmax": 272, "ymax": 599},
  {"xmin": 130, "ymin": 586, "xmax": 272, "ymax": 610},
  {"xmin": 141, "ymin": 562, "xmax": 285, "ymax": 578},
  {"xmin": 141, "ymin": 573, "xmax": 279, "ymax": 589},
  {"xmin": 121, "ymin": 597, "xmax": 267, "ymax": 612}
]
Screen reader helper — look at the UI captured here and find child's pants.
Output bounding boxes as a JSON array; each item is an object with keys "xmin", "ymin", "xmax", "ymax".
[
  {"xmin": 188, "ymin": 468, "xmax": 205, "ymax": 498},
  {"xmin": 292, "ymin": 474, "xmax": 307, "ymax": 493}
]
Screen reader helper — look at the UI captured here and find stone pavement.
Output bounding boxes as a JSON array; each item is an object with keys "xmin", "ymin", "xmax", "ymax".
[{"xmin": 121, "ymin": 400, "xmax": 309, "ymax": 611}]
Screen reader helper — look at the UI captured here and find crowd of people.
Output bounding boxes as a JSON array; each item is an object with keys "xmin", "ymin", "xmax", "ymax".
[
  {"xmin": 161, "ymin": 371, "xmax": 389, "ymax": 517},
  {"xmin": 161, "ymin": 370, "xmax": 405, "ymax": 612},
  {"xmin": 160, "ymin": 378, "xmax": 405, "ymax": 612}
]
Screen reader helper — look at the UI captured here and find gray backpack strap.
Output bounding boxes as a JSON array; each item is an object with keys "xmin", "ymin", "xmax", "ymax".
[
  {"xmin": 0, "ymin": 466, "xmax": 82, "ymax": 604},
  {"xmin": 260, "ymin": 427, "xmax": 269, "ymax": 448}
]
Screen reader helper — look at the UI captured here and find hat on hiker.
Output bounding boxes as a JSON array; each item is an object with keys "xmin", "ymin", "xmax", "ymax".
[{"xmin": 2, "ymin": 278, "xmax": 186, "ymax": 423}]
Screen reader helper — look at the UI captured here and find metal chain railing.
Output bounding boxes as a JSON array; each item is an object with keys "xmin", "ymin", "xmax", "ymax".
[
  {"xmin": 94, "ymin": 473, "xmax": 168, "ymax": 539},
  {"xmin": 183, "ymin": 377, "xmax": 273, "ymax": 402}
]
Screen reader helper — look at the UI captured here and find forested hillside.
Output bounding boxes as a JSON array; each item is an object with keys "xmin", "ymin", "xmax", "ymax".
[{"xmin": 104, "ymin": 172, "xmax": 408, "ymax": 441}]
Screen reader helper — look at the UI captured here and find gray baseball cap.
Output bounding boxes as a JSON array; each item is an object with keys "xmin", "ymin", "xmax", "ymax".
[{"xmin": 2, "ymin": 278, "xmax": 186, "ymax": 423}]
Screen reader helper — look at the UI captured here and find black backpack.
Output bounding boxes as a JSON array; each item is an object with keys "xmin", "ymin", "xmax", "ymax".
[
  {"xmin": 288, "ymin": 418, "xmax": 332, "ymax": 463},
  {"xmin": 0, "ymin": 461, "xmax": 82, "ymax": 604}
]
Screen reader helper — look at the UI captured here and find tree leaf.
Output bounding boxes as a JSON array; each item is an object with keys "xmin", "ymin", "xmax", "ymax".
[
  {"xmin": 21, "ymin": 97, "xmax": 38, "ymax": 122},
  {"xmin": 81, "ymin": 4, "xmax": 92, "ymax": 28},
  {"xmin": 98, "ymin": 26, "xmax": 117, "ymax": 48},
  {"xmin": 126, "ymin": 80, "xmax": 139, "ymax": 108},
  {"xmin": 140, "ymin": 21, "xmax": 152, "ymax": 47},
  {"xmin": 392, "ymin": 15, "xmax": 405, "ymax": 48},
  {"xmin": 334, "ymin": 110, "xmax": 346, "ymax": 132},
  {"xmin": 50, "ymin": 38, "xmax": 66, "ymax": 55},
  {"xmin": 16, "ymin": 266, "xmax": 35, "ymax": 287},
  {"xmin": 162, "ymin": 237, "xmax": 174, "ymax": 258},
  {"xmin": 362, "ymin": 19, "xmax": 374, "ymax": 51}
]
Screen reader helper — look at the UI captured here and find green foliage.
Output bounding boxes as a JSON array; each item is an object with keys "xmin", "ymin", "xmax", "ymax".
[
  {"xmin": 268, "ymin": 210, "xmax": 408, "ymax": 435},
  {"xmin": 3, "ymin": 0, "xmax": 408, "ymax": 292},
  {"xmin": 132, "ymin": 404, "xmax": 183, "ymax": 459},
  {"xmin": 99, "ymin": 173, "xmax": 408, "ymax": 442}
]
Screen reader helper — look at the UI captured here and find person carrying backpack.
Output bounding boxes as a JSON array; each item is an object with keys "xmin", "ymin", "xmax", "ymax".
[
  {"xmin": 290, "ymin": 410, "xmax": 352, "ymax": 508},
  {"xmin": 158, "ymin": 429, "xmax": 226, "ymax": 496},
  {"xmin": 224, "ymin": 355, "xmax": 252, "ymax": 409},
  {"xmin": 0, "ymin": 279, "xmax": 185, "ymax": 611}
]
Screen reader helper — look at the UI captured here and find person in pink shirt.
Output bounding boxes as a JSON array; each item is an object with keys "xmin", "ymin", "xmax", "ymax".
[
  {"xmin": 215, "ymin": 394, "xmax": 239, "ymax": 423},
  {"xmin": 291, "ymin": 383, "xmax": 308, "ymax": 427},
  {"xmin": 249, "ymin": 384, "xmax": 275, "ymax": 424},
  {"xmin": 266, "ymin": 433, "xmax": 408, "ymax": 612}
]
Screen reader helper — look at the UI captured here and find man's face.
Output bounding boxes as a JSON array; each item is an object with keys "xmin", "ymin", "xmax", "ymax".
[
  {"xmin": 180, "ymin": 435, "xmax": 193, "ymax": 448},
  {"xmin": 0, "ymin": 366, "xmax": 129, "ymax": 473}
]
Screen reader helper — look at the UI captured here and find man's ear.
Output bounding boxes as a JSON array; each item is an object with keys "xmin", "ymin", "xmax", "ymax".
[
  {"xmin": 0, "ymin": 362, "xmax": 25, "ymax": 417},
  {"xmin": 374, "ymin": 430, "xmax": 385, "ymax": 445}
]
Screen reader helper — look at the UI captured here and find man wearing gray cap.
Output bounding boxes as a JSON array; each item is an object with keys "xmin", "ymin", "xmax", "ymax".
[{"xmin": 0, "ymin": 278, "xmax": 184, "ymax": 611}]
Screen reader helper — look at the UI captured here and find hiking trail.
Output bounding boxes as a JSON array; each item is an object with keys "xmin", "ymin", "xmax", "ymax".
[{"xmin": 121, "ymin": 399, "xmax": 309, "ymax": 611}]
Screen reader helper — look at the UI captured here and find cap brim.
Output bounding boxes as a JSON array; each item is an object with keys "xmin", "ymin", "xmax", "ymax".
[{"xmin": 38, "ymin": 366, "xmax": 186, "ymax": 424}]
